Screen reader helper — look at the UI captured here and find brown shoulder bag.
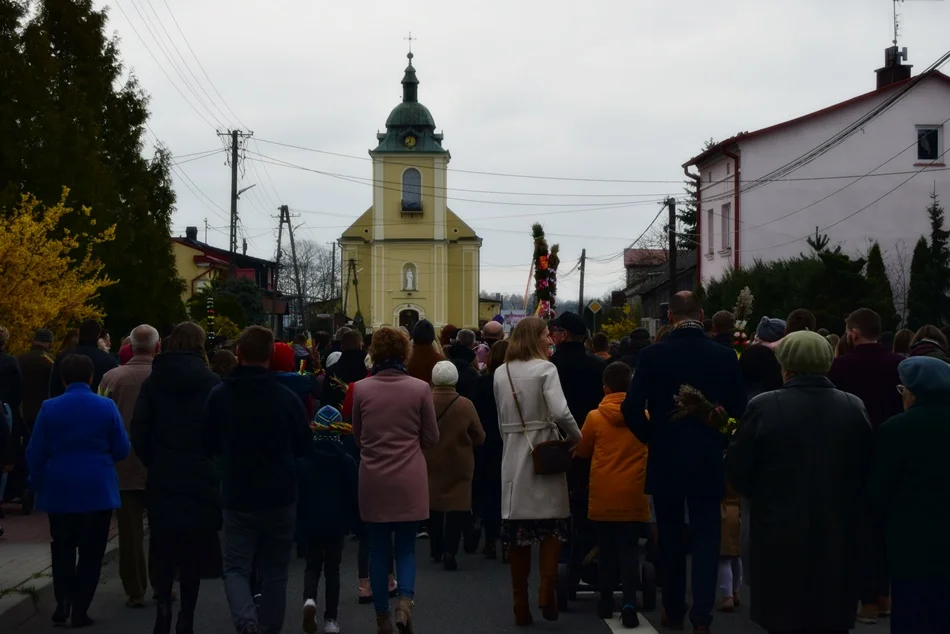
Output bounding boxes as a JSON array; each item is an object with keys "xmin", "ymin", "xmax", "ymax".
[{"xmin": 506, "ymin": 365, "xmax": 573, "ymax": 475}]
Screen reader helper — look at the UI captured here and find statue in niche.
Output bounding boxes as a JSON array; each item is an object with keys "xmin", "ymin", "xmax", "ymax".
[{"xmin": 405, "ymin": 268, "xmax": 415, "ymax": 290}]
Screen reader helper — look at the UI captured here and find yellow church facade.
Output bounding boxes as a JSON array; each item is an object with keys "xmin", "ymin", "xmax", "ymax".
[{"xmin": 339, "ymin": 52, "xmax": 482, "ymax": 332}]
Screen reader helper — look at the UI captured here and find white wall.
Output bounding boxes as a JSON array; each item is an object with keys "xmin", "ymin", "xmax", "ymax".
[
  {"xmin": 698, "ymin": 76, "xmax": 950, "ymax": 309},
  {"xmin": 698, "ymin": 155, "xmax": 738, "ymax": 283}
]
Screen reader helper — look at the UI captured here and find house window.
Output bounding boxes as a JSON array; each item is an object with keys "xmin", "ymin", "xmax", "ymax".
[
  {"xmin": 725, "ymin": 162, "xmax": 731, "ymax": 176},
  {"xmin": 401, "ymin": 168, "xmax": 422, "ymax": 212},
  {"xmin": 707, "ymin": 209, "xmax": 714, "ymax": 254},
  {"xmin": 917, "ymin": 126, "xmax": 942, "ymax": 162},
  {"xmin": 707, "ymin": 170, "xmax": 712, "ymax": 183},
  {"xmin": 721, "ymin": 203, "xmax": 732, "ymax": 250}
]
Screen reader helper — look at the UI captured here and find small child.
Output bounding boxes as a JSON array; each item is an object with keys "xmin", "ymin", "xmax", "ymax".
[
  {"xmin": 576, "ymin": 362, "xmax": 651, "ymax": 629},
  {"xmin": 717, "ymin": 485, "xmax": 743, "ymax": 611},
  {"xmin": 297, "ymin": 406, "xmax": 358, "ymax": 634}
]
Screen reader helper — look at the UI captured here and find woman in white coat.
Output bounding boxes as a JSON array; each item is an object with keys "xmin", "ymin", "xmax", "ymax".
[{"xmin": 494, "ymin": 317, "xmax": 581, "ymax": 626}]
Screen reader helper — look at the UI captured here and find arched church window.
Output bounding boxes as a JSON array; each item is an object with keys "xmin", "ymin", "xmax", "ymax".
[
  {"xmin": 402, "ymin": 262, "xmax": 418, "ymax": 290},
  {"xmin": 401, "ymin": 168, "xmax": 423, "ymax": 212}
]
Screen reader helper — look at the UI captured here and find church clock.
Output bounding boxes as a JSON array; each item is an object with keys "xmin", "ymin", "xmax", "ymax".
[{"xmin": 404, "ymin": 135, "xmax": 417, "ymax": 149}]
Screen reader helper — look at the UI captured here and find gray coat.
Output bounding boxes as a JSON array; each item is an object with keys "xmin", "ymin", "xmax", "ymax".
[
  {"xmin": 726, "ymin": 375, "xmax": 872, "ymax": 632},
  {"xmin": 494, "ymin": 359, "xmax": 581, "ymax": 520}
]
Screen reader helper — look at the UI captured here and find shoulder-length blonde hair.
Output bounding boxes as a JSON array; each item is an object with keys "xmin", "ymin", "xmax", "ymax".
[{"xmin": 505, "ymin": 317, "xmax": 549, "ymax": 362}]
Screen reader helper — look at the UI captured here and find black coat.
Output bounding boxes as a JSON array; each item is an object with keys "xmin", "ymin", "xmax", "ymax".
[
  {"xmin": 17, "ymin": 347, "xmax": 53, "ymax": 425},
  {"xmin": 472, "ymin": 373, "xmax": 503, "ymax": 515},
  {"xmin": 726, "ymin": 376, "xmax": 872, "ymax": 632},
  {"xmin": 322, "ymin": 350, "xmax": 368, "ymax": 411},
  {"xmin": 131, "ymin": 351, "xmax": 222, "ymax": 537},
  {"xmin": 0, "ymin": 352, "xmax": 23, "ymax": 416},
  {"xmin": 296, "ymin": 437, "xmax": 359, "ymax": 541},
  {"xmin": 550, "ymin": 342, "xmax": 607, "ymax": 428},
  {"xmin": 49, "ymin": 343, "xmax": 117, "ymax": 397},
  {"xmin": 446, "ymin": 345, "xmax": 479, "ymax": 402},
  {"xmin": 622, "ymin": 327, "xmax": 746, "ymax": 498},
  {"xmin": 202, "ymin": 365, "xmax": 312, "ymax": 512}
]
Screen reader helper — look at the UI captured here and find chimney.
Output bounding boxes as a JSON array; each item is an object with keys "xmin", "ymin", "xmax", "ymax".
[
  {"xmin": 876, "ymin": 46, "xmax": 912, "ymax": 89},
  {"xmin": 185, "ymin": 226, "xmax": 198, "ymax": 241}
]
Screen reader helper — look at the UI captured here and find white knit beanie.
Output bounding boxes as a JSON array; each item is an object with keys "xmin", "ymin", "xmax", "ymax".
[
  {"xmin": 432, "ymin": 360, "xmax": 459, "ymax": 387},
  {"xmin": 326, "ymin": 351, "xmax": 342, "ymax": 368}
]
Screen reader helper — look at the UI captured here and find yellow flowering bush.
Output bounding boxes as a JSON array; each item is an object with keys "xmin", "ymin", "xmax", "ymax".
[
  {"xmin": 599, "ymin": 303, "xmax": 643, "ymax": 341},
  {"xmin": 0, "ymin": 189, "xmax": 115, "ymax": 353}
]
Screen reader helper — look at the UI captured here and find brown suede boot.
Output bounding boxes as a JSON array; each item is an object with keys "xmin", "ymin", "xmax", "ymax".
[
  {"xmin": 538, "ymin": 536, "xmax": 562, "ymax": 622},
  {"xmin": 508, "ymin": 545, "xmax": 533, "ymax": 626},
  {"xmin": 376, "ymin": 612, "xmax": 394, "ymax": 634},
  {"xmin": 394, "ymin": 596, "xmax": 414, "ymax": 634}
]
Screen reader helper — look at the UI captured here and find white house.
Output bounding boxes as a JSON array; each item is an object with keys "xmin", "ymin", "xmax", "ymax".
[{"xmin": 684, "ymin": 46, "xmax": 950, "ymax": 289}]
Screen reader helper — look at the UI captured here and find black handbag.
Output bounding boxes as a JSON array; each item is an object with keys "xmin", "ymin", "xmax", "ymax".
[{"xmin": 506, "ymin": 365, "xmax": 573, "ymax": 475}]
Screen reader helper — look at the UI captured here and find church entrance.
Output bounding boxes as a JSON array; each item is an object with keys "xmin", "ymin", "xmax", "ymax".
[{"xmin": 399, "ymin": 309, "xmax": 420, "ymax": 332}]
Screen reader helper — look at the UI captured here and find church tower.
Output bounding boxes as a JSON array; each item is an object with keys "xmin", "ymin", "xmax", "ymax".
[{"xmin": 339, "ymin": 52, "xmax": 482, "ymax": 333}]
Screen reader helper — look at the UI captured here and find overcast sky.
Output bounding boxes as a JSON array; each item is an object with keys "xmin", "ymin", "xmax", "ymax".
[{"xmin": 95, "ymin": 0, "xmax": 948, "ymax": 303}]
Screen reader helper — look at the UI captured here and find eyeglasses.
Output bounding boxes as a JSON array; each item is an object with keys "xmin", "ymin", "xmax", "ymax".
[{"xmin": 896, "ymin": 385, "xmax": 906, "ymax": 395}]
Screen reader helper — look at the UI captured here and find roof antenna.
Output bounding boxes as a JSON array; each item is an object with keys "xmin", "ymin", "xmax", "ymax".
[{"xmin": 893, "ymin": 0, "xmax": 903, "ymax": 47}]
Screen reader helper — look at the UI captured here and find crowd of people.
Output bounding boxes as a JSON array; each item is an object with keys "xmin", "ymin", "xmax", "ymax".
[{"xmin": 0, "ymin": 290, "xmax": 948, "ymax": 634}]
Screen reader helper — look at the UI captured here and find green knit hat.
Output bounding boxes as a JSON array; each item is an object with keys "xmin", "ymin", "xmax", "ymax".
[{"xmin": 776, "ymin": 330, "xmax": 834, "ymax": 374}]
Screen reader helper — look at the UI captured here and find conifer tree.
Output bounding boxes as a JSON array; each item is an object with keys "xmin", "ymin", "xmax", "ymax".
[
  {"xmin": 0, "ymin": 0, "xmax": 185, "ymax": 337},
  {"xmin": 906, "ymin": 236, "xmax": 933, "ymax": 330},
  {"xmin": 926, "ymin": 190, "xmax": 950, "ymax": 322},
  {"xmin": 865, "ymin": 242, "xmax": 898, "ymax": 331}
]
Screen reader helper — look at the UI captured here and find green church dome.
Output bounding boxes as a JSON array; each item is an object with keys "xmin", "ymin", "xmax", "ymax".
[{"xmin": 385, "ymin": 101, "xmax": 436, "ymax": 129}]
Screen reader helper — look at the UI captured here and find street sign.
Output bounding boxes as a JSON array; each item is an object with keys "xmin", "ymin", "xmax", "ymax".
[{"xmin": 588, "ymin": 301, "xmax": 602, "ymax": 314}]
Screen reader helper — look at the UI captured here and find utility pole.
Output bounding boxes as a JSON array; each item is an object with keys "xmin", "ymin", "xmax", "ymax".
[
  {"xmin": 667, "ymin": 197, "xmax": 678, "ymax": 295},
  {"xmin": 277, "ymin": 205, "xmax": 307, "ymax": 333},
  {"xmin": 273, "ymin": 210, "xmax": 285, "ymax": 333},
  {"xmin": 329, "ymin": 241, "xmax": 337, "ymax": 302},
  {"xmin": 577, "ymin": 248, "xmax": 586, "ymax": 312},
  {"xmin": 217, "ymin": 129, "xmax": 253, "ymax": 266}
]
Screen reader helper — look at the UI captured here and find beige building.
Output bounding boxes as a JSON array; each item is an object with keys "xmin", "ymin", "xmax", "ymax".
[{"xmin": 339, "ymin": 52, "xmax": 482, "ymax": 332}]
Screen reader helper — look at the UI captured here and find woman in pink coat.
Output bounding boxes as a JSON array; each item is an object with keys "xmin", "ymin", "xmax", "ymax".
[{"xmin": 352, "ymin": 327, "xmax": 439, "ymax": 634}]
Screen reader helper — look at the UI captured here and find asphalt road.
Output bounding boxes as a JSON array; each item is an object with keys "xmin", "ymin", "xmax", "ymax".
[{"xmin": 12, "ymin": 538, "xmax": 891, "ymax": 634}]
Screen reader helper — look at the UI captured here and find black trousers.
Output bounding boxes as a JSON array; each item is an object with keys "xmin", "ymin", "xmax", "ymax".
[
  {"xmin": 597, "ymin": 522, "xmax": 641, "ymax": 609},
  {"xmin": 858, "ymin": 516, "xmax": 889, "ymax": 604},
  {"xmin": 151, "ymin": 531, "xmax": 205, "ymax": 619},
  {"xmin": 49, "ymin": 510, "xmax": 112, "ymax": 617},
  {"xmin": 303, "ymin": 536, "xmax": 345, "ymax": 619},
  {"xmin": 429, "ymin": 510, "xmax": 467, "ymax": 558}
]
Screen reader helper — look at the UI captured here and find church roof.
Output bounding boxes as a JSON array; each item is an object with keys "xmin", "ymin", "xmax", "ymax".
[
  {"xmin": 373, "ymin": 53, "xmax": 449, "ymax": 155},
  {"xmin": 339, "ymin": 207, "xmax": 479, "ymax": 242}
]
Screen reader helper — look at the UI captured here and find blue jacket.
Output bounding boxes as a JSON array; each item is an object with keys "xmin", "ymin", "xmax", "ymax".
[
  {"xmin": 622, "ymin": 327, "xmax": 746, "ymax": 498},
  {"xmin": 26, "ymin": 383, "xmax": 130, "ymax": 514}
]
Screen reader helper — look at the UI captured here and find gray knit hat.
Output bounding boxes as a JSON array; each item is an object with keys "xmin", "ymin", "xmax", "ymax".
[
  {"xmin": 776, "ymin": 330, "xmax": 834, "ymax": 375},
  {"xmin": 756, "ymin": 316, "xmax": 787, "ymax": 343}
]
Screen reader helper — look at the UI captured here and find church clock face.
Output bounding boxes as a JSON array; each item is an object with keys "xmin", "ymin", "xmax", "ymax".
[{"xmin": 404, "ymin": 135, "xmax": 417, "ymax": 149}]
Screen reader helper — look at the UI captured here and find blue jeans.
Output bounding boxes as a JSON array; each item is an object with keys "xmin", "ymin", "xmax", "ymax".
[
  {"xmin": 222, "ymin": 505, "xmax": 296, "ymax": 634},
  {"xmin": 366, "ymin": 521, "xmax": 418, "ymax": 614}
]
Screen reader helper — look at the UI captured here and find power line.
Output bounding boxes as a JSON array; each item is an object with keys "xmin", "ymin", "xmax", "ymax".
[
  {"xmin": 112, "ymin": 0, "xmax": 218, "ymax": 129},
  {"xmin": 745, "ymin": 143, "xmax": 950, "ymax": 254}
]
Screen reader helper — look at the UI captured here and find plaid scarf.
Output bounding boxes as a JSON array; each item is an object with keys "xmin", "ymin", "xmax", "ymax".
[{"xmin": 672, "ymin": 319, "xmax": 705, "ymax": 332}]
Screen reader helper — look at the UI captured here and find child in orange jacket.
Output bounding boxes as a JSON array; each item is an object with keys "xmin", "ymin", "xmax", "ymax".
[{"xmin": 576, "ymin": 362, "xmax": 651, "ymax": 629}]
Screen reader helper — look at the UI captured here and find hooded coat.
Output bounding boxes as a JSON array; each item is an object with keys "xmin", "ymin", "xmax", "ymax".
[
  {"xmin": 131, "ymin": 351, "xmax": 222, "ymax": 537},
  {"xmin": 575, "ymin": 392, "xmax": 650, "ymax": 522}
]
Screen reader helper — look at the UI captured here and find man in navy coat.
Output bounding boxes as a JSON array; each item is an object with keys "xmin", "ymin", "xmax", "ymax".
[{"xmin": 622, "ymin": 291, "xmax": 746, "ymax": 632}]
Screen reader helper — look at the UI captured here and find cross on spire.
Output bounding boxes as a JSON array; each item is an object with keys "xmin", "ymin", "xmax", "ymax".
[{"xmin": 404, "ymin": 31, "xmax": 416, "ymax": 55}]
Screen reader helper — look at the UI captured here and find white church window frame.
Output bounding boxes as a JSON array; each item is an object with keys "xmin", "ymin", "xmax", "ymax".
[{"xmin": 401, "ymin": 167, "xmax": 423, "ymax": 212}]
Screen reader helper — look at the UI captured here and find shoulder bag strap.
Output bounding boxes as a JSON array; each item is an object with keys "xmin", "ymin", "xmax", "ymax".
[
  {"xmin": 436, "ymin": 395, "xmax": 461, "ymax": 422},
  {"xmin": 506, "ymin": 365, "xmax": 535, "ymax": 452}
]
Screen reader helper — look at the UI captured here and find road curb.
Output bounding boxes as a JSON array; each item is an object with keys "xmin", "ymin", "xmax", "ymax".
[{"xmin": 0, "ymin": 536, "xmax": 120, "ymax": 632}]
